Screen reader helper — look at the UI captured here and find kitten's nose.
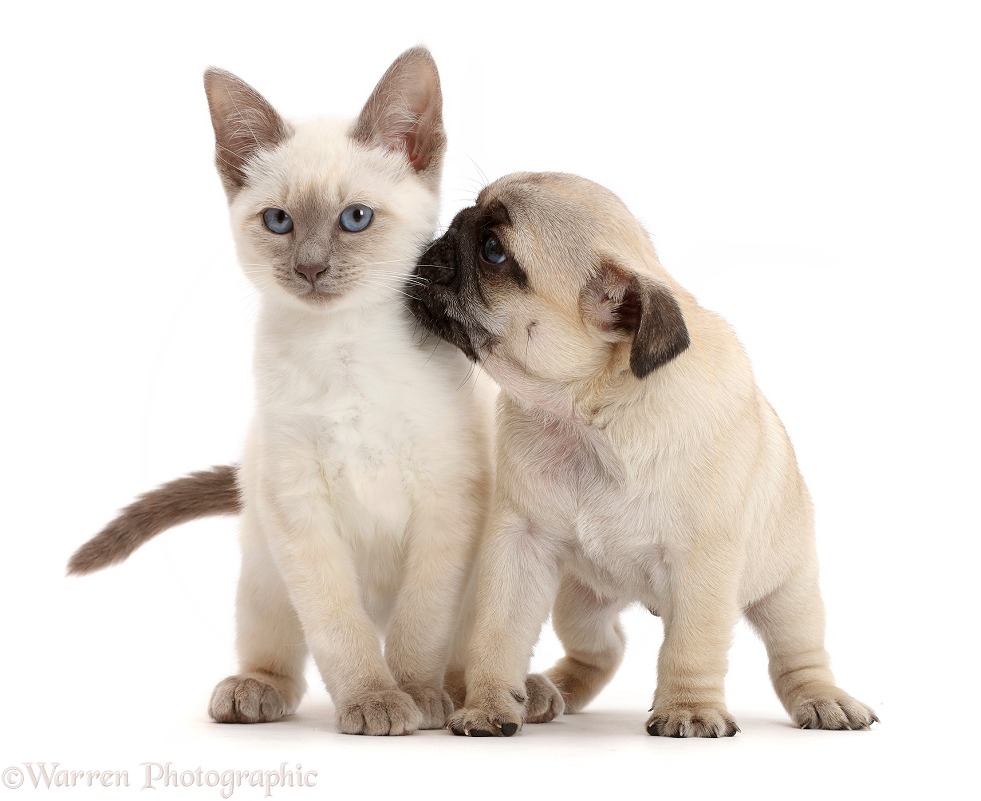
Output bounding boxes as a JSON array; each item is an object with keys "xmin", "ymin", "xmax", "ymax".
[{"xmin": 296, "ymin": 263, "xmax": 327, "ymax": 285}]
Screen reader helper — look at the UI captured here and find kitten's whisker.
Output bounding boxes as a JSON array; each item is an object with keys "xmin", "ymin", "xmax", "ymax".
[
  {"xmin": 357, "ymin": 279, "xmax": 421, "ymax": 302},
  {"xmin": 363, "ymin": 259, "xmax": 414, "ymax": 267},
  {"xmin": 363, "ymin": 276, "xmax": 424, "ymax": 292},
  {"xmin": 368, "ymin": 272, "xmax": 429, "ymax": 289},
  {"xmin": 370, "ymin": 269, "xmax": 419, "ymax": 280}
]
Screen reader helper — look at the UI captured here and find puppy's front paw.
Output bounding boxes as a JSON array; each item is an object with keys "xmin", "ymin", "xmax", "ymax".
[
  {"xmin": 448, "ymin": 707, "xmax": 522, "ymax": 737},
  {"xmin": 447, "ymin": 686, "xmax": 525, "ymax": 737},
  {"xmin": 646, "ymin": 702, "xmax": 739, "ymax": 738},
  {"xmin": 524, "ymin": 673, "xmax": 565, "ymax": 724},
  {"xmin": 209, "ymin": 675, "xmax": 291, "ymax": 723},
  {"xmin": 792, "ymin": 693, "xmax": 878, "ymax": 731},
  {"xmin": 401, "ymin": 683, "xmax": 454, "ymax": 729},
  {"xmin": 337, "ymin": 689, "xmax": 422, "ymax": 736}
]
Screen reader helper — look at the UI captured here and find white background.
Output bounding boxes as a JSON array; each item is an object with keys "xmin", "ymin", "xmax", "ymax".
[{"xmin": 2, "ymin": 1, "xmax": 978, "ymax": 798}]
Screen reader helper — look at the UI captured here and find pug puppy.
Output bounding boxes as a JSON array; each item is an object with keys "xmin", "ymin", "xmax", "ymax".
[{"xmin": 410, "ymin": 172, "xmax": 877, "ymax": 737}]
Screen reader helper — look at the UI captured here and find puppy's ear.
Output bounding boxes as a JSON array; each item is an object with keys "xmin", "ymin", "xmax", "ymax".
[
  {"xmin": 581, "ymin": 262, "xmax": 690, "ymax": 378},
  {"xmin": 203, "ymin": 68, "xmax": 291, "ymax": 197},
  {"xmin": 351, "ymin": 46, "xmax": 446, "ymax": 182}
]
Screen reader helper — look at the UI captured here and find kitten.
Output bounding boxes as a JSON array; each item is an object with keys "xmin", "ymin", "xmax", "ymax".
[{"xmin": 68, "ymin": 48, "xmax": 495, "ymax": 736}]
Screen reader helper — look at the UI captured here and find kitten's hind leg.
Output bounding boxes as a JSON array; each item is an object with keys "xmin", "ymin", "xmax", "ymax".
[{"xmin": 209, "ymin": 511, "xmax": 307, "ymax": 724}]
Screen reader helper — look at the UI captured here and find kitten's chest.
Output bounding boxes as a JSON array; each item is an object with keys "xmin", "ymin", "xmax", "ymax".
[{"xmin": 255, "ymin": 318, "xmax": 422, "ymax": 512}]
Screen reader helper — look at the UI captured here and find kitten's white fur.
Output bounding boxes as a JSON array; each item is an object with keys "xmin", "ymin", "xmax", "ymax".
[{"xmin": 208, "ymin": 51, "xmax": 494, "ymax": 735}]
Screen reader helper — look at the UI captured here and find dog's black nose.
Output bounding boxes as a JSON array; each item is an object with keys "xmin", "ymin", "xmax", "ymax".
[{"xmin": 417, "ymin": 235, "xmax": 456, "ymax": 285}]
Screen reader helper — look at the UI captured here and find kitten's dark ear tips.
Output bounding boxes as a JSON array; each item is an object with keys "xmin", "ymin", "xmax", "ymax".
[
  {"xmin": 203, "ymin": 67, "xmax": 290, "ymax": 197},
  {"xmin": 351, "ymin": 46, "xmax": 446, "ymax": 181},
  {"xmin": 580, "ymin": 262, "xmax": 690, "ymax": 378}
]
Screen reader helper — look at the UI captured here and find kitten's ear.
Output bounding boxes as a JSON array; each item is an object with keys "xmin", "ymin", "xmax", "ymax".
[
  {"xmin": 351, "ymin": 47, "xmax": 446, "ymax": 182},
  {"xmin": 203, "ymin": 68, "xmax": 291, "ymax": 197},
  {"xmin": 580, "ymin": 261, "xmax": 690, "ymax": 378}
]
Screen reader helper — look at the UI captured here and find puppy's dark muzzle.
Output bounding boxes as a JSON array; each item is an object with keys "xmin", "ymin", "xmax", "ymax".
[
  {"xmin": 417, "ymin": 233, "xmax": 459, "ymax": 289},
  {"xmin": 411, "ymin": 232, "xmax": 483, "ymax": 363}
]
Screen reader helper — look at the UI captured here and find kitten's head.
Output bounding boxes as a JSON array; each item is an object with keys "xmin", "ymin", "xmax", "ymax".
[{"xmin": 204, "ymin": 48, "xmax": 445, "ymax": 312}]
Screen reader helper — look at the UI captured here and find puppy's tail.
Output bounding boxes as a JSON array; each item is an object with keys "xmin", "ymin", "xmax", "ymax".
[{"xmin": 67, "ymin": 464, "xmax": 241, "ymax": 576}]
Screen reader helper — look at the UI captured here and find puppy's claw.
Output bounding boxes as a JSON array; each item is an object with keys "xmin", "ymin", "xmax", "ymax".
[{"xmin": 448, "ymin": 707, "xmax": 523, "ymax": 738}]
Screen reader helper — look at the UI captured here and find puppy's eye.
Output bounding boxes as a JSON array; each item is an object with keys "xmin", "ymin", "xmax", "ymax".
[
  {"xmin": 339, "ymin": 203, "xmax": 374, "ymax": 233},
  {"xmin": 481, "ymin": 235, "xmax": 508, "ymax": 266},
  {"xmin": 262, "ymin": 208, "xmax": 293, "ymax": 234}
]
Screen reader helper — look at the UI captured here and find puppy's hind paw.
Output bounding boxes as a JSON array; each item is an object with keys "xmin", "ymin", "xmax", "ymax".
[
  {"xmin": 792, "ymin": 693, "xmax": 878, "ymax": 731},
  {"xmin": 646, "ymin": 703, "xmax": 739, "ymax": 738},
  {"xmin": 524, "ymin": 673, "xmax": 565, "ymax": 724}
]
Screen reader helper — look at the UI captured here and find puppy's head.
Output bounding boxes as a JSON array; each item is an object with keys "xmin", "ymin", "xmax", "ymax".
[{"xmin": 411, "ymin": 173, "xmax": 689, "ymax": 410}]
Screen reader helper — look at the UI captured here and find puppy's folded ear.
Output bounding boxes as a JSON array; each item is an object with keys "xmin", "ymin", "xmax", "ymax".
[{"xmin": 581, "ymin": 262, "xmax": 690, "ymax": 378}]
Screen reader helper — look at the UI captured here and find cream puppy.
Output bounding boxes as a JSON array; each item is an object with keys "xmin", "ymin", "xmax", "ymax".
[{"xmin": 410, "ymin": 172, "xmax": 877, "ymax": 737}]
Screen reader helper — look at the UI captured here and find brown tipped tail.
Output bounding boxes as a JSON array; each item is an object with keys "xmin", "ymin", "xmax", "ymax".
[{"xmin": 68, "ymin": 465, "xmax": 241, "ymax": 575}]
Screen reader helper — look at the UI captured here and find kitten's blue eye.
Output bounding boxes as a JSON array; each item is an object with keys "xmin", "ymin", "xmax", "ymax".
[
  {"xmin": 262, "ymin": 208, "xmax": 293, "ymax": 234},
  {"xmin": 339, "ymin": 204, "xmax": 373, "ymax": 233},
  {"xmin": 481, "ymin": 234, "xmax": 508, "ymax": 266}
]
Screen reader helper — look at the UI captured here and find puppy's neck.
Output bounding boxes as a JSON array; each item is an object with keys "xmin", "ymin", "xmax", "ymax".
[{"xmin": 485, "ymin": 362, "xmax": 582, "ymax": 425}]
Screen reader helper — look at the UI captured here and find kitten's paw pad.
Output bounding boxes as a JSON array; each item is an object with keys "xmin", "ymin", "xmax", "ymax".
[
  {"xmin": 337, "ymin": 689, "xmax": 422, "ymax": 736},
  {"xmin": 209, "ymin": 675, "xmax": 289, "ymax": 723},
  {"xmin": 646, "ymin": 703, "xmax": 739, "ymax": 738},
  {"xmin": 524, "ymin": 673, "xmax": 565, "ymax": 724},
  {"xmin": 448, "ymin": 707, "xmax": 522, "ymax": 737},
  {"xmin": 402, "ymin": 684, "xmax": 454, "ymax": 729},
  {"xmin": 793, "ymin": 694, "xmax": 878, "ymax": 731}
]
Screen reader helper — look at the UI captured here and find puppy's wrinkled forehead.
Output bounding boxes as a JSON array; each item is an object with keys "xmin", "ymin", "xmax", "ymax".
[
  {"xmin": 471, "ymin": 172, "xmax": 648, "ymax": 287},
  {"xmin": 453, "ymin": 195, "xmax": 512, "ymax": 234}
]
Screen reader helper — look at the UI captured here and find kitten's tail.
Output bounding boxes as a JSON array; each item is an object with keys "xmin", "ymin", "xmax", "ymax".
[{"xmin": 67, "ymin": 465, "xmax": 241, "ymax": 575}]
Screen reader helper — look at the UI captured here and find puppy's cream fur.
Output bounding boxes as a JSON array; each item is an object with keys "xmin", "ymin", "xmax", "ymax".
[{"xmin": 412, "ymin": 172, "xmax": 876, "ymax": 737}]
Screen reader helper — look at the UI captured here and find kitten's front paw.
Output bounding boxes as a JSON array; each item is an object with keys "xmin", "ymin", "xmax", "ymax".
[
  {"xmin": 401, "ymin": 683, "xmax": 454, "ymax": 729},
  {"xmin": 209, "ymin": 675, "xmax": 290, "ymax": 723},
  {"xmin": 337, "ymin": 689, "xmax": 422, "ymax": 736},
  {"xmin": 792, "ymin": 692, "xmax": 878, "ymax": 731},
  {"xmin": 646, "ymin": 702, "xmax": 739, "ymax": 738},
  {"xmin": 524, "ymin": 673, "xmax": 565, "ymax": 724}
]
